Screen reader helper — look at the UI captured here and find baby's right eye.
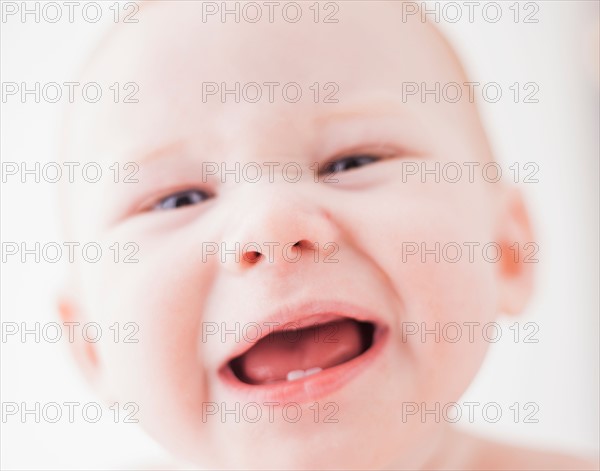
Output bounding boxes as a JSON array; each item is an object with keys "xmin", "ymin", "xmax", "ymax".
[{"xmin": 153, "ymin": 189, "xmax": 211, "ymax": 211}]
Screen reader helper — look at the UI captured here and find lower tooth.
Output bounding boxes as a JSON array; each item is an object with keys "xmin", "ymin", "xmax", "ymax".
[
  {"xmin": 305, "ymin": 367, "xmax": 322, "ymax": 377},
  {"xmin": 286, "ymin": 367, "xmax": 323, "ymax": 382},
  {"xmin": 286, "ymin": 370, "xmax": 305, "ymax": 381}
]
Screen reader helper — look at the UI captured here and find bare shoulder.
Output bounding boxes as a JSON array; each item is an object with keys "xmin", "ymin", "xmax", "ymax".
[{"xmin": 462, "ymin": 431, "xmax": 599, "ymax": 471}]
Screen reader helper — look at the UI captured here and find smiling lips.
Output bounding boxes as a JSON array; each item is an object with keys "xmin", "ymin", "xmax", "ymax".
[{"xmin": 228, "ymin": 318, "xmax": 377, "ymax": 386}]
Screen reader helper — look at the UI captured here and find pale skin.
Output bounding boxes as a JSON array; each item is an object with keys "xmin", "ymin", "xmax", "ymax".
[{"xmin": 58, "ymin": 2, "xmax": 598, "ymax": 470}]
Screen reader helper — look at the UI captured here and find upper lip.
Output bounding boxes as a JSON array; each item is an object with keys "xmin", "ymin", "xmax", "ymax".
[{"xmin": 218, "ymin": 299, "xmax": 386, "ymax": 374}]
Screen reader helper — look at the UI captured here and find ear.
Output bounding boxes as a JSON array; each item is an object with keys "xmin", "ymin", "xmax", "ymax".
[
  {"xmin": 494, "ymin": 186, "xmax": 536, "ymax": 315},
  {"xmin": 57, "ymin": 289, "xmax": 104, "ymax": 392}
]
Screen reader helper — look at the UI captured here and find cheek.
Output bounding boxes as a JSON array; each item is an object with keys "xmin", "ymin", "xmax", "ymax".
[
  {"xmin": 77, "ymin": 232, "xmax": 219, "ymax": 454},
  {"xmin": 341, "ymin": 177, "xmax": 499, "ymax": 398}
]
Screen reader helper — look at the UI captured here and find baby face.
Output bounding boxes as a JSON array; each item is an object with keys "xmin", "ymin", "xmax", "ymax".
[{"xmin": 60, "ymin": 2, "xmax": 532, "ymax": 469}]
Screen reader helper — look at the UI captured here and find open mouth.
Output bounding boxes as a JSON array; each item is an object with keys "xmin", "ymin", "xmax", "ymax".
[{"xmin": 227, "ymin": 318, "xmax": 377, "ymax": 386}]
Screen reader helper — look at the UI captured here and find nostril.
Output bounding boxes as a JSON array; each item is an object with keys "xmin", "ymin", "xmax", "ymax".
[
  {"xmin": 243, "ymin": 251, "xmax": 262, "ymax": 263},
  {"xmin": 293, "ymin": 239, "xmax": 315, "ymax": 250}
]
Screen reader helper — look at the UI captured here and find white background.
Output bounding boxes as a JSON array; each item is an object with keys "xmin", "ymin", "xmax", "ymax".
[{"xmin": 1, "ymin": 1, "xmax": 599, "ymax": 469}]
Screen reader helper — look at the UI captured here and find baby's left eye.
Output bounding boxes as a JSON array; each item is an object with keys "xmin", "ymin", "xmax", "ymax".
[
  {"xmin": 153, "ymin": 189, "xmax": 211, "ymax": 211},
  {"xmin": 321, "ymin": 154, "xmax": 381, "ymax": 175}
]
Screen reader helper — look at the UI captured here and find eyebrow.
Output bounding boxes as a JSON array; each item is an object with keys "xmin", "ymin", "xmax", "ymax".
[
  {"xmin": 313, "ymin": 93, "xmax": 411, "ymax": 125},
  {"xmin": 126, "ymin": 138, "xmax": 186, "ymax": 167},
  {"xmin": 127, "ymin": 93, "xmax": 412, "ymax": 166}
]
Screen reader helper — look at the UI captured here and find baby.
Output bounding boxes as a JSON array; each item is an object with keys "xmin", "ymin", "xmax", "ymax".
[{"xmin": 56, "ymin": 1, "xmax": 598, "ymax": 469}]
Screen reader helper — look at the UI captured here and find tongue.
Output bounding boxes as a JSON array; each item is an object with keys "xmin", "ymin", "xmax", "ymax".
[{"xmin": 232, "ymin": 319, "xmax": 365, "ymax": 385}]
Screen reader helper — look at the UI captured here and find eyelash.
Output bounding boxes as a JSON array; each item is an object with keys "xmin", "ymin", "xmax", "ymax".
[
  {"xmin": 319, "ymin": 153, "xmax": 381, "ymax": 175},
  {"xmin": 153, "ymin": 189, "xmax": 212, "ymax": 211},
  {"xmin": 152, "ymin": 153, "xmax": 383, "ymax": 211}
]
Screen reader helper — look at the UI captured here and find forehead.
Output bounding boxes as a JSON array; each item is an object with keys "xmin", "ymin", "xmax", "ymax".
[
  {"xmin": 93, "ymin": 1, "xmax": 457, "ymax": 76},
  {"xmin": 64, "ymin": 2, "xmax": 471, "ymax": 161}
]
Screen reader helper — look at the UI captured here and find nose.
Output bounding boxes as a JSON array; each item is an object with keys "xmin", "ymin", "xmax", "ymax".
[{"xmin": 219, "ymin": 182, "xmax": 340, "ymax": 274}]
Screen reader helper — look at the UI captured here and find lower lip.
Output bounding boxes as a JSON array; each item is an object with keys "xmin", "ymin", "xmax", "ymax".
[{"xmin": 218, "ymin": 325, "xmax": 389, "ymax": 404}]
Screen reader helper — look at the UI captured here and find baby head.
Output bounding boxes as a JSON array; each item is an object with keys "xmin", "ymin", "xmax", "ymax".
[{"xmin": 58, "ymin": 2, "xmax": 534, "ymax": 469}]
